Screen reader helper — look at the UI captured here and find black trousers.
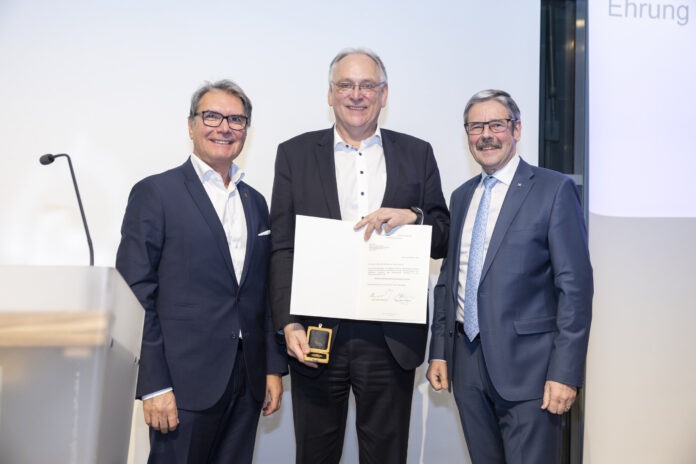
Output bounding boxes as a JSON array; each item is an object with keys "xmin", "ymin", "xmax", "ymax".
[
  {"xmin": 290, "ymin": 320, "xmax": 415, "ymax": 464},
  {"xmin": 147, "ymin": 345, "xmax": 262, "ymax": 464}
]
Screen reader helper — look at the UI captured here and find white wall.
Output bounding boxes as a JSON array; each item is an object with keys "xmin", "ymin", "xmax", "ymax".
[
  {"xmin": 0, "ymin": 1, "xmax": 540, "ymax": 462},
  {"xmin": 586, "ymin": 1, "xmax": 696, "ymax": 462}
]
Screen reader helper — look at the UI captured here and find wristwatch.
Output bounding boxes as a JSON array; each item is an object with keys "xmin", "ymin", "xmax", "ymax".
[{"xmin": 410, "ymin": 206, "xmax": 424, "ymax": 225}]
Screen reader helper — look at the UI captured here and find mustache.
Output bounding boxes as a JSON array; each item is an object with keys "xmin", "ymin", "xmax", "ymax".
[{"xmin": 475, "ymin": 138, "xmax": 501, "ymax": 150}]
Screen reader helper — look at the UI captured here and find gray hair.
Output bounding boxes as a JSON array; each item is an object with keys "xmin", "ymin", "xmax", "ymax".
[
  {"xmin": 188, "ymin": 79, "xmax": 253, "ymax": 126},
  {"xmin": 328, "ymin": 48, "xmax": 388, "ymax": 84},
  {"xmin": 463, "ymin": 89, "xmax": 521, "ymax": 124}
]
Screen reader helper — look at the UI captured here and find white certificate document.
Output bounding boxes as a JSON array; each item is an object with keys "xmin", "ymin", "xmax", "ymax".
[{"xmin": 290, "ymin": 215, "xmax": 432, "ymax": 324}]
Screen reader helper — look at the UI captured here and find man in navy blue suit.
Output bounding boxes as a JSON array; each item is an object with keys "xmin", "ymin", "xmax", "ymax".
[
  {"xmin": 269, "ymin": 49, "xmax": 449, "ymax": 464},
  {"xmin": 426, "ymin": 89, "xmax": 593, "ymax": 463},
  {"xmin": 116, "ymin": 80, "xmax": 287, "ymax": 463}
]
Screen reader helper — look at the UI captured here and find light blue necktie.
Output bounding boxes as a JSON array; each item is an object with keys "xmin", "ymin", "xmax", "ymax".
[{"xmin": 463, "ymin": 175, "xmax": 498, "ymax": 341}]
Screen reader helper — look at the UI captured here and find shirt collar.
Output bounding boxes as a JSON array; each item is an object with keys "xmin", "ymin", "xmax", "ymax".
[
  {"xmin": 333, "ymin": 125, "xmax": 382, "ymax": 151},
  {"xmin": 190, "ymin": 153, "xmax": 245, "ymax": 188},
  {"xmin": 479, "ymin": 154, "xmax": 520, "ymax": 187}
]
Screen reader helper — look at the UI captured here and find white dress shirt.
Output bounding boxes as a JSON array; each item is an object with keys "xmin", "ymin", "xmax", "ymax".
[
  {"xmin": 190, "ymin": 153, "xmax": 247, "ymax": 284},
  {"xmin": 142, "ymin": 154, "xmax": 247, "ymax": 401},
  {"xmin": 456, "ymin": 155, "xmax": 521, "ymax": 323},
  {"xmin": 333, "ymin": 126, "xmax": 387, "ymax": 221}
]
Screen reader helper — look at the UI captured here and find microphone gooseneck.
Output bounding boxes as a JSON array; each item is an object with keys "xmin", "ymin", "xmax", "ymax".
[{"xmin": 39, "ymin": 153, "xmax": 94, "ymax": 266}]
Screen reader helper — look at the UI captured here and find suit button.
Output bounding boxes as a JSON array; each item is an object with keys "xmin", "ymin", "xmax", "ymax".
[
  {"xmin": 231, "ymin": 333, "xmax": 237, "ymax": 339},
  {"xmin": 236, "ymin": 295, "xmax": 240, "ymax": 302},
  {"xmin": 448, "ymin": 330, "xmax": 453, "ymax": 337}
]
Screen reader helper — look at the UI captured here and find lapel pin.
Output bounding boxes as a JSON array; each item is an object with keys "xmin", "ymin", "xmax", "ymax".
[
  {"xmin": 244, "ymin": 192, "xmax": 248, "ymax": 198},
  {"xmin": 517, "ymin": 183, "xmax": 522, "ymax": 187}
]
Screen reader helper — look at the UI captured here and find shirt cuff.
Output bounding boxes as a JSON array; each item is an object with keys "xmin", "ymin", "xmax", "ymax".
[{"xmin": 142, "ymin": 387, "xmax": 173, "ymax": 400}]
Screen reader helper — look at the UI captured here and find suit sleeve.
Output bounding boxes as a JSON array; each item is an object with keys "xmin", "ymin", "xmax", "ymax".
[
  {"xmin": 264, "ymin": 280, "xmax": 289, "ymax": 374},
  {"xmin": 421, "ymin": 144, "xmax": 450, "ymax": 259},
  {"xmin": 428, "ymin": 187, "xmax": 458, "ymax": 362},
  {"xmin": 115, "ymin": 180, "xmax": 172, "ymax": 398},
  {"xmin": 246, "ymin": 191, "xmax": 289, "ymax": 374},
  {"xmin": 546, "ymin": 177, "xmax": 594, "ymax": 387},
  {"xmin": 268, "ymin": 143, "xmax": 297, "ymax": 332},
  {"xmin": 428, "ymin": 259, "xmax": 449, "ymax": 361}
]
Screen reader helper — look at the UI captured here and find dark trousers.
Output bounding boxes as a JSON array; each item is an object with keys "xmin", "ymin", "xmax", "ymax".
[
  {"xmin": 452, "ymin": 332, "xmax": 562, "ymax": 464},
  {"xmin": 290, "ymin": 320, "xmax": 415, "ymax": 464},
  {"xmin": 147, "ymin": 346, "xmax": 262, "ymax": 464}
]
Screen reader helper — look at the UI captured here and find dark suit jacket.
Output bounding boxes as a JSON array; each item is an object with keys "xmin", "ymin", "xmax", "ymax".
[
  {"xmin": 429, "ymin": 158, "xmax": 593, "ymax": 401},
  {"xmin": 116, "ymin": 159, "xmax": 287, "ymax": 411},
  {"xmin": 269, "ymin": 128, "xmax": 449, "ymax": 374}
]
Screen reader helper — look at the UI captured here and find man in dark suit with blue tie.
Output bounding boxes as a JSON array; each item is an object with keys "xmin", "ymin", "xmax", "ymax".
[
  {"xmin": 116, "ymin": 80, "xmax": 287, "ymax": 463},
  {"xmin": 426, "ymin": 89, "xmax": 593, "ymax": 463}
]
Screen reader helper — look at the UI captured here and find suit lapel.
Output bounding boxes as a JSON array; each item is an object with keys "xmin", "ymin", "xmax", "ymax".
[
  {"xmin": 480, "ymin": 159, "xmax": 535, "ymax": 283},
  {"xmin": 314, "ymin": 129, "xmax": 342, "ymax": 220},
  {"xmin": 237, "ymin": 182, "xmax": 255, "ymax": 288},
  {"xmin": 380, "ymin": 129, "xmax": 399, "ymax": 207},
  {"xmin": 182, "ymin": 160, "xmax": 239, "ymax": 289}
]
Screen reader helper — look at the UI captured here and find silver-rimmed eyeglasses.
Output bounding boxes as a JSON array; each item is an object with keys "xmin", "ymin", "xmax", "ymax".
[{"xmin": 332, "ymin": 81, "xmax": 385, "ymax": 95}]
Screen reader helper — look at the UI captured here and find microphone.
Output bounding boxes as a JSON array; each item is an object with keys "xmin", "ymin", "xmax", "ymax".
[
  {"xmin": 39, "ymin": 154, "xmax": 55, "ymax": 165},
  {"xmin": 40, "ymin": 153, "xmax": 94, "ymax": 266}
]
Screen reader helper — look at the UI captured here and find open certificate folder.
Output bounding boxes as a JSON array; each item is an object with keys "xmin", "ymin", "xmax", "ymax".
[{"xmin": 289, "ymin": 215, "xmax": 432, "ymax": 324}]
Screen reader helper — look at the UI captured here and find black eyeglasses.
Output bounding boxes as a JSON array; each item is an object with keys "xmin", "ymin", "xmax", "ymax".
[
  {"xmin": 194, "ymin": 111, "xmax": 248, "ymax": 130},
  {"xmin": 465, "ymin": 118, "xmax": 516, "ymax": 135}
]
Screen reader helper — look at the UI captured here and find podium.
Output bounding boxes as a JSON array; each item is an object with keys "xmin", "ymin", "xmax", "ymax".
[{"xmin": 0, "ymin": 266, "xmax": 144, "ymax": 464}]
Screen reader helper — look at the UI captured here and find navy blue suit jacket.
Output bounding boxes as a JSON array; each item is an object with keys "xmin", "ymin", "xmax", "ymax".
[
  {"xmin": 116, "ymin": 159, "xmax": 287, "ymax": 411},
  {"xmin": 269, "ymin": 128, "xmax": 450, "ymax": 374},
  {"xmin": 429, "ymin": 158, "xmax": 593, "ymax": 401}
]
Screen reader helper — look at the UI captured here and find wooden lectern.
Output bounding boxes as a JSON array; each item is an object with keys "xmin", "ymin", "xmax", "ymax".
[{"xmin": 0, "ymin": 266, "xmax": 144, "ymax": 464}]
